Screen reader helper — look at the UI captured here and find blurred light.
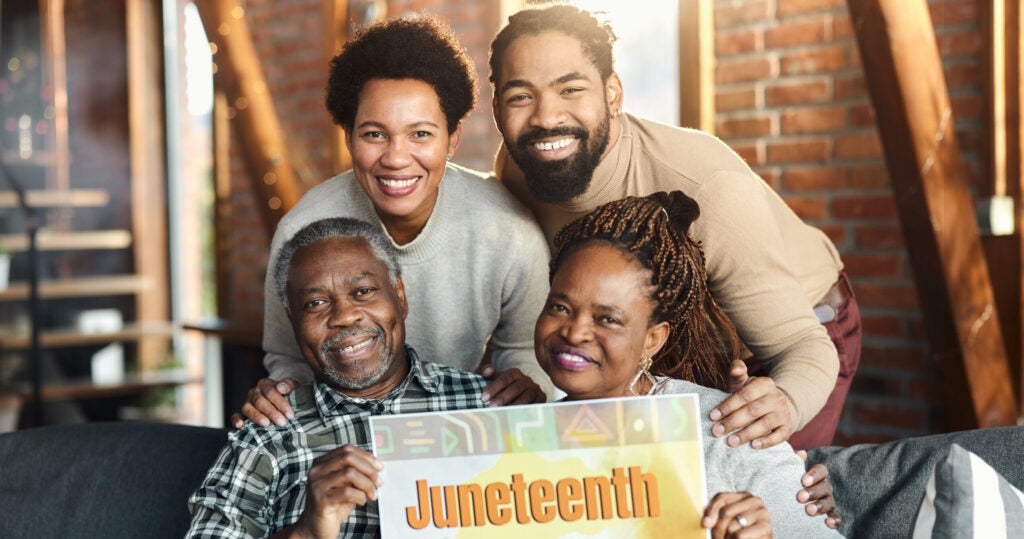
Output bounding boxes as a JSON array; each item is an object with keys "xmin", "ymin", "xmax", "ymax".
[{"xmin": 268, "ymin": 197, "xmax": 282, "ymax": 210}]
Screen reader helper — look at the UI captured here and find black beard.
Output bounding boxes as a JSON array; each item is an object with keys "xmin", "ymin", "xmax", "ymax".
[{"xmin": 506, "ymin": 118, "xmax": 610, "ymax": 204}]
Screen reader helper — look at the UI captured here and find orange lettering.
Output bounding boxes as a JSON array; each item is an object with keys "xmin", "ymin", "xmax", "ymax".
[
  {"xmin": 629, "ymin": 466, "xmax": 660, "ymax": 517},
  {"xmin": 582, "ymin": 476, "xmax": 613, "ymax": 520},
  {"xmin": 405, "ymin": 479, "xmax": 431, "ymax": 530},
  {"xmin": 484, "ymin": 482, "xmax": 512, "ymax": 525},
  {"xmin": 457, "ymin": 483, "xmax": 486, "ymax": 526},
  {"xmin": 612, "ymin": 467, "xmax": 632, "ymax": 518},
  {"xmin": 556, "ymin": 478, "xmax": 584, "ymax": 521},
  {"xmin": 528, "ymin": 479, "xmax": 556, "ymax": 523}
]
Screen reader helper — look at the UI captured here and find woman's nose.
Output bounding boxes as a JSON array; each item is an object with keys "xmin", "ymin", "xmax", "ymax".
[
  {"xmin": 560, "ymin": 316, "xmax": 592, "ymax": 344},
  {"xmin": 380, "ymin": 140, "xmax": 413, "ymax": 168}
]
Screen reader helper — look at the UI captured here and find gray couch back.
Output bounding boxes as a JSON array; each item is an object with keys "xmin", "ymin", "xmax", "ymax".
[{"xmin": 0, "ymin": 422, "xmax": 227, "ymax": 538}]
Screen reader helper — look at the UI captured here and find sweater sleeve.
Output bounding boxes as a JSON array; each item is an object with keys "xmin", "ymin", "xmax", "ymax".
[
  {"xmin": 262, "ymin": 222, "xmax": 315, "ymax": 384},
  {"xmin": 484, "ymin": 212, "xmax": 557, "ymax": 400},
  {"xmin": 693, "ymin": 171, "xmax": 838, "ymax": 429}
]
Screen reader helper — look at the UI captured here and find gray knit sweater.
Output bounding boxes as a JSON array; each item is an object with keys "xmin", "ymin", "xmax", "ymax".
[
  {"xmin": 658, "ymin": 378, "xmax": 844, "ymax": 537},
  {"xmin": 262, "ymin": 164, "xmax": 554, "ymax": 397}
]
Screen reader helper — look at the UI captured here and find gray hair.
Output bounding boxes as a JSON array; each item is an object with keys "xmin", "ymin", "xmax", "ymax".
[{"xmin": 273, "ymin": 217, "xmax": 401, "ymax": 310}]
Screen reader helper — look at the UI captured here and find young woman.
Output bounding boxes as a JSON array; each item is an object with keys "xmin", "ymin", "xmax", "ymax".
[
  {"xmin": 536, "ymin": 192, "xmax": 842, "ymax": 538},
  {"xmin": 238, "ymin": 16, "xmax": 552, "ymax": 428}
]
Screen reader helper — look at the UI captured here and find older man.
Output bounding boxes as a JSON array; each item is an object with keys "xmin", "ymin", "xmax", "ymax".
[
  {"xmin": 187, "ymin": 218, "xmax": 486, "ymax": 537},
  {"xmin": 489, "ymin": 5, "xmax": 861, "ymax": 453}
]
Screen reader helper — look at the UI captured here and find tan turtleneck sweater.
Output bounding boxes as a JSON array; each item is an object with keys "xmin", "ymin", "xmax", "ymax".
[{"xmin": 496, "ymin": 113, "xmax": 843, "ymax": 429}]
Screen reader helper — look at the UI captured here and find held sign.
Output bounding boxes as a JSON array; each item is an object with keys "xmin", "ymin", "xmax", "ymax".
[{"xmin": 371, "ymin": 394, "xmax": 709, "ymax": 538}]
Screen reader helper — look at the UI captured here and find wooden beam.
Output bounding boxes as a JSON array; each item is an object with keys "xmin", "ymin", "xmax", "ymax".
[
  {"xmin": 1013, "ymin": 0, "xmax": 1024, "ymax": 419},
  {"xmin": 323, "ymin": 0, "xmax": 351, "ymax": 174},
  {"xmin": 846, "ymin": 0, "xmax": 1019, "ymax": 429},
  {"xmin": 126, "ymin": 0, "xmax": 170, "ymax": 370},
  {"xmin": 678, "ymin": 0, "xmax": 714, "ymax": 131},
  {"xmin": 194, "ymin": 0, "xmax": 302, "ymax": 234}
]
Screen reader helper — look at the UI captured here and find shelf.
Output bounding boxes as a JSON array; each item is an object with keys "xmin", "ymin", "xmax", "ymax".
[
  {"xmin": 15, "ymin": 369, "xmax": 202, "ymax": 401},
  {"xmin": 0, "ymin": 274, "xmax": 152, "ymax": 301},
  {"xmin": 0, "ymin": 230, "xmax": 132, "ymax": 252},
  {"xmin": 0, "ymin": 321, "xmax": 173, "ymax": 350},
  {"xmin": 0, "ymin": 189, "xmax": 109, "ymax": 209},
  {"xmin": 0, "ymin": 150, "xmax": 60, "ymax": 167}
]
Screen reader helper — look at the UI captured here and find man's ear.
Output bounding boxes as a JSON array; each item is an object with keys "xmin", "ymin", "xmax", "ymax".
[
  {"xmin": 644, "ymin": 320, "xmax": 670, "ymax": 359},
  {"xmin": 491, "ymin": 95, "xmax": 502, "ymax": 127},
  {"xmin": 606, "ymin": 72, "xmax": 624, "ymax": 113},
  {"xmin": 395, "ymin": 276, "xmax": 409, "ymax": 319}
]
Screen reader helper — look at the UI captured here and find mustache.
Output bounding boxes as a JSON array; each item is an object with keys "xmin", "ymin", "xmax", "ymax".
[
  {"xmin": 320, "ymin": 326, "xmax": 385, "ymax": 357},
  {"xmin": 515, "ymin": 126, "xmax": 588, "ymax": 149}
]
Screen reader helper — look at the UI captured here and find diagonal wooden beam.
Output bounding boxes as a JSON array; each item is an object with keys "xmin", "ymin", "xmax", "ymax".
[
  {"xmin": 846, "ymin": 0, "xmax": 1019, "ymax": 429},
  {"xmin": 194, "ymin": 0, "xmax": 302, "ymax": 234}
]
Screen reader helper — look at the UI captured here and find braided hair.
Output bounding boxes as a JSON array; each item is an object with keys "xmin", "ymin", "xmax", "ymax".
[{"xmin": 550, "ymin": 191, "xmax": 739, "ymax": 390}]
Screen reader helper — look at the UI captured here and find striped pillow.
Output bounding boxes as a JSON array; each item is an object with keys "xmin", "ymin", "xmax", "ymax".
[{"xmin": 911, "ymin": 443, "xmax": 1024, "ymax": 538}]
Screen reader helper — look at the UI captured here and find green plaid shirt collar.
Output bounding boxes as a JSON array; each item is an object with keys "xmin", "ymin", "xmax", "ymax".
[{"xmin": 187, "ymin": 346, "xmax": 486, "ymax": 538}]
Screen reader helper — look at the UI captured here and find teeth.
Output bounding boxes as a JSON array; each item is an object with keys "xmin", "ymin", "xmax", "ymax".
[
  {"xmin": 341, "ymin": 338, "xmax": 374, "ymax": 353},
  {"xmin": 379, "ymin": 177, "xmax": 418, "ymax": 188},
  {"xmin": 533, "ymin": 138, "xmax": 574, "ymax": 151},
  {"xmin": 558, "ymin": 352, "xmax": 591, "ymax": 365}
]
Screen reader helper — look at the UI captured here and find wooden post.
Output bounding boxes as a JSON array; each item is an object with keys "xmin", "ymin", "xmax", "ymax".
[
  {"xmin": 678, "ymin": 0, "xmax": 714, "ymax": 131},
  {"xmin": 846, "ymin": 0, "xmax": 1019, "ymax": 428},
  {"xmin": 323, "ymin": 0, "xmax": 351, "ymax": 174},
  {"xmin": 126, "ymin": 0, "xmax": 170, "ymax": 370},
  {"xmin": 194, "ymin": 0, "xmax": 302, "ymax": 234}
]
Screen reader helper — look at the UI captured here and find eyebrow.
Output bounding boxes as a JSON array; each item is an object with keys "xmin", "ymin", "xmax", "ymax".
[{"xmin": 499, "ymin": 71, "xmax": 592, "ymax": 95}]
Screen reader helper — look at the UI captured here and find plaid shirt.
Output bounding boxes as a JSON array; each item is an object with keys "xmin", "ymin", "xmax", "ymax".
[{"xmin": 187, "ymin": 347, "xmax": 486, "ymax": 538}]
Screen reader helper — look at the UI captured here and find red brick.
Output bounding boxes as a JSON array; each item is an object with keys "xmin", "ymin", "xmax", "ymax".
[
  {"xmin": 716, "ymin": 114, "xmax": 774, "ymax": 139},
  {"xmin": 818, "ymin": 224, "xmax": 847, "ymax": 246},
  {"xmin": 731, "ymin": 142, "xmax": 764, "ymax": 165},
  {"xmin": 848, "ymin": 103, "xmax": 876, "ymax": 127},
  {"xmin": 851, "ymin": 402, "xmax": 927, "ymax": 430},
  {"xmin": 850, "ymin": 164, "xmax": 890, "ymax": 189},
  {"xmin": 765, "ymin": 79, "xmax": 832, "ymax": 106},
  {"xmin": 950, "ymin": 94, "xmax": 981, "ymax": 121},
  {"xmin": 944, "ymin": 62, "xmax": 980, "ymax": 90},
  {"xmin": 835, "ymin": 74, "xmax": 867, "ymax": 100},
  {"xmin": 856, "ymin": 224, "xmax": 906, "ymax": 249},
  {"xmin": 907, "ymin": 378, "xmax": 943, "ymax": 403},
  {"xmin": 855, "ymin": 283, "xmax": 921, "ymax": 310},
  {"xmin": 777, "ymin": 0, "xmax": 844, "ymax": 17},
  {"xmin": 835, "ymin": 131, "xmax": 883, "ymax": 160},
  {"xmin": 753, "ymin": 167, "xmax": 781, "ymax": 190},
  {"xmin": 832, "ymin": 13, "xmax": 854, "ymax": 40},
  {"xmin": 716, "ymin": 0, "xmax": 772, "ymax": 28},
  {"xmin": 936, "ymin": 28, "xmax": 982, "ymax": 58},
  {"xmin": 842, "ymin": 253, "xmax": 902, "ymax": 278},
  {"xmin": 860, "ymin": 344, "xmax": 927, "ymax": 370},
  {"xmin": 766, "ymin": 137, "xmax": 831, "ymax": 163},
  {"xmin": 860, "ymin": 314, "xmax": 906, "ymax": 338},
  {"xmin": 783, "ymin": 195, "xmax": 829, "ymax": 220},
  {"xmin": 782, "ymin": 165, "xmax": 848, "ymax": 191},
  {"xmin": 850, "ymin": 372, "xmax": 906, "ymax": 396},
  {"xmin": 780, "ymin": 105, "xmax": 846, "ymax": 134},
  {"xmin": 765, "ymin": 18, "xmax": 828, "ymax": 49},
  {"xmin": 717, "ymin": 28, "xmax": 762, "ymax": 56},
  {"xmin": 717, "ymin": 56, "xmax": 774, "ymax": 84},
  {"xmin": 832, "ymin": 194, "xmax": 897, "ymax": 219},
  {"xmin": 716, "ymin": 87, "xmax": 759, "ymax": 112},
  {"xmin": 780, "ymin": 45, "xmax": 848, "ymax": 75},
  {"xmin": 928, "ymin": 1, "xmax": 979, "ymax": 26}
]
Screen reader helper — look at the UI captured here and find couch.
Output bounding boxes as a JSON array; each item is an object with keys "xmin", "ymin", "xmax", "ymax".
[{"xmin": 0, "ymin": 421, "xmax": 1020, "ymax": 538}]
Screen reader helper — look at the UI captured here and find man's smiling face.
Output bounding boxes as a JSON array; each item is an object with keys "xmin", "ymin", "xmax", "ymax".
[
  {"xmin": 492, "ymin": 31, "xmax": 622, "ymax": 203},
  {"xmin": 286, "ymin": 236, "xmax": 409, "ymax": 396}
]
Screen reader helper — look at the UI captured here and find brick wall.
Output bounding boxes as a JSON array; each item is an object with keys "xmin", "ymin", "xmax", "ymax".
[{"xmin": 714, "ymin": 0, "xmax": 984, "ymax": 444}]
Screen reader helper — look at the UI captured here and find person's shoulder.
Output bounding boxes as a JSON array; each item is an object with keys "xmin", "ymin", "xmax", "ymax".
[
  {"xmin": 627, "ymin": 114, "xmax": 756, "ymax": 182},
  {"xmin": 659, "ymin": 378, "xmax": 730, "ymax": 417},
  {"xmin": 278, "ymin": 171, "xmax": 357, "ymax": 225},
  {"xmin": 445, "ymin": 164, "xmax": 535, "ymax": 219}
]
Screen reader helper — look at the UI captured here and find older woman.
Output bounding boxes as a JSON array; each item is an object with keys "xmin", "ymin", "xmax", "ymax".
[
  {"xmin": 236, "ymin": 16, "xmax": 553, "ymax": 428},
  {"xmin": 536, "ymin": 192, "xmax": 842, "ymax": 538}
]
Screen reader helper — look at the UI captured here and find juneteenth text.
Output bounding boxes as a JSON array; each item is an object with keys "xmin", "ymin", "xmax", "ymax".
[{"xmin": 404, "ymin": 466, "xmax": 661, "ymax": 529}]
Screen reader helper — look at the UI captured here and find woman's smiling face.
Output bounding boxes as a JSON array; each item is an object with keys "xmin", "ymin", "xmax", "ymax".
[{"xmin": 535, "ymin": 242, "xmax": 669, "ymax": 400}]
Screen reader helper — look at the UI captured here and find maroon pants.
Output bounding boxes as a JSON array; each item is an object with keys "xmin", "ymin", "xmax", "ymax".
[{"xmin": 749, "ymin": 273, "xmax": 862, "ymax": 450}]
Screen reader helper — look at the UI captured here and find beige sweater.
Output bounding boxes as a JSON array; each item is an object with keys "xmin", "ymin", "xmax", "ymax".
[{"xmin": 497, "ymin": 113, "xmax": 842, "ymax": 429}]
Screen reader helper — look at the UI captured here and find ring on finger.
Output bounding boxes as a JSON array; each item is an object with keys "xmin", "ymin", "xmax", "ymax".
[{"xmin": 736, "ymin": 514, "xmax": 749, "ymax": 528}]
